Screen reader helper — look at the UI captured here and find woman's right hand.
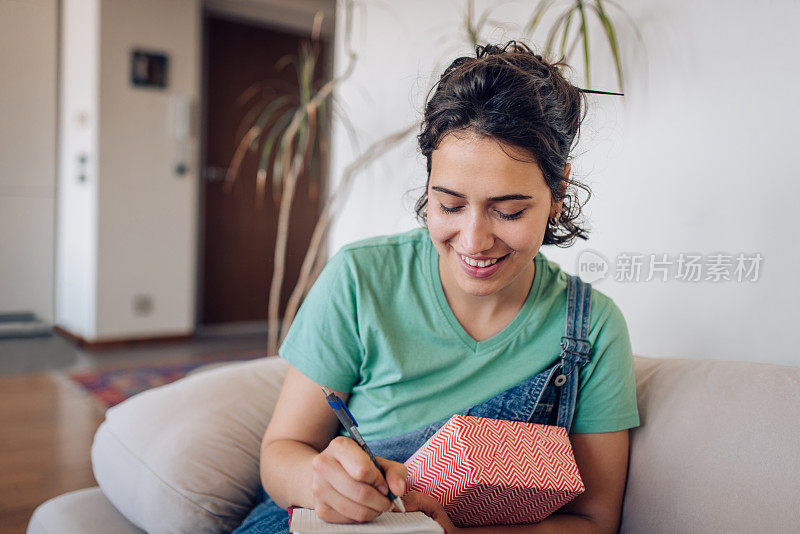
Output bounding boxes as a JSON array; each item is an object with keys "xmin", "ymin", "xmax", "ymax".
[{"xmin": 310, "ymin": 436, "xmax": 407, "ymax": 523}]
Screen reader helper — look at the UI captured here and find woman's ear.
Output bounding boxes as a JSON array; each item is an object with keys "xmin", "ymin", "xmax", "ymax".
[{"xmin": 551, "ymin": 164, "xmax": 570, "ymax": 217}]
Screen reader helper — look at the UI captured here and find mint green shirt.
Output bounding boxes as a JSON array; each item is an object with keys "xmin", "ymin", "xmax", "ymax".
[{"xmin": 279, "ymin": 228, "xmax": 640, "ymax": 441}]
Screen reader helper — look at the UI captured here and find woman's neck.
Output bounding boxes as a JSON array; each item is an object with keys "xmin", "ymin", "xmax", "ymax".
[{"xmin": 439, "ymin": 259, "xmax": 535, "ymax": 342}]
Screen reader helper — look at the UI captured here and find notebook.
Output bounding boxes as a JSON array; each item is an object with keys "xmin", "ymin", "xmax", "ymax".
[{"xmin": 289, "ymin": 509, "xmax": 444, "ymax": 533}]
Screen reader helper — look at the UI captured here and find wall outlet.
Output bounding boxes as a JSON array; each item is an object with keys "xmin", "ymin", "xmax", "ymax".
[{"xmin": 132, "ymin": 294, "xmax": 154, "ymax": 316}]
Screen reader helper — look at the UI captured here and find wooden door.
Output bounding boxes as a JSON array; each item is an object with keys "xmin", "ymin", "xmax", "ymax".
[{"xmin": 200, "ymin": 16, "xmax": 327, "ymax": 325}]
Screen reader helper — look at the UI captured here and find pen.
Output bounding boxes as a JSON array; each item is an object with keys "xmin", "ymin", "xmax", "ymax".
[{"xmin": 321, "ymin": 386, "xmax": 406, "ymax": 513}]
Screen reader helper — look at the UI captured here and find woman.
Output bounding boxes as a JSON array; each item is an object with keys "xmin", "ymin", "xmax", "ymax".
[{"xmin": 234, "ymin": 42, "xmax": 639, "ymax": 534}]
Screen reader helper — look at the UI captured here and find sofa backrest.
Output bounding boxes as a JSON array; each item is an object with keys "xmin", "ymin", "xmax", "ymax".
[
  {"xmin": 622, "ymin": 356, "xmax": 800, "ymax": 533},
  {"xmin": 90, "ymin": 354, "xmax": 800, "ymax": 533},
  {"xmin": 92, "ymin": 357, "xmax": 290, "ymax": 533}
]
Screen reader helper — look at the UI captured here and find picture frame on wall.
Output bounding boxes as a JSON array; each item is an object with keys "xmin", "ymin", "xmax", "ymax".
[{"xmin": 130, "ymin": 49, "xmax": 169, "ymax": 89}]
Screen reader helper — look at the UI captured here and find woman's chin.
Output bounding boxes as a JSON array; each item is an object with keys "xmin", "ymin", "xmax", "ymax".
[{"xmin": 452, "ymin": 275, "xmax": 502, "ymax": 297}]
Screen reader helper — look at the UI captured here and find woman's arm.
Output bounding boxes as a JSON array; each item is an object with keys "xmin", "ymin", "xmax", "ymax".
[
  {"xmin": 259, "ymin": 364, "xmax": 342, "ymax": 509},
  {"xmin": 405, "ymin": 430, "xmax": 630, "ymax": 534},
  {"xmin": 260, "ymin": 364, "xmax": 407, "ymax": 522}
]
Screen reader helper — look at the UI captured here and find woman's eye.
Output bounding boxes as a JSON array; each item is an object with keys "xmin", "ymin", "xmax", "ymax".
[
  {"xmin": 438, "ymin": 203, "xmax": 525, "ymax": 220},
  {"xmin": 496, "ymin": 209, "xmax": 525, "ymax": 220},
  {"xmin": 438, "ymin": 203, "xmax": 463, "ymax": 214}
]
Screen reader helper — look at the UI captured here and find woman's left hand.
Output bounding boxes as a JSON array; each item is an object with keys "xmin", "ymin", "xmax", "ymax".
[{"xmin": 401, "ymin": 491, "xmax": 462, "ymax": 534}]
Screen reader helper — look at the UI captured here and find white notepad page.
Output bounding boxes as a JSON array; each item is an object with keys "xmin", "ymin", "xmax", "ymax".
[{"xmin": 290, "ymin": 509, "xmax": 444, "ymax": 533}]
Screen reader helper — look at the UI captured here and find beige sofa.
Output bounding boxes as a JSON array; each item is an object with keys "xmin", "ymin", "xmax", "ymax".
[{"xmin": 27, "ymin": 355, "xmax": 800, "ymax": 533}]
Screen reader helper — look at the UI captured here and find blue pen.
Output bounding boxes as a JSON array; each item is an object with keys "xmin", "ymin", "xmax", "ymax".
[{"xmin": 321, "ymin": 386, "xmax": 406, "ymax": 513}]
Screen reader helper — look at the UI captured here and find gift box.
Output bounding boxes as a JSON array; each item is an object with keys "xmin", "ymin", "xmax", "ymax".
[{"xmin": 404, "ymin": 415, "xmax": 584, "ymax": 527}]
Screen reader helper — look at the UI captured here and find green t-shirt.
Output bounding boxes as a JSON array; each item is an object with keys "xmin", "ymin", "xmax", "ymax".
[{"xmin": 279, "ymin": 227, "xmax": 640, "ymax": 441}]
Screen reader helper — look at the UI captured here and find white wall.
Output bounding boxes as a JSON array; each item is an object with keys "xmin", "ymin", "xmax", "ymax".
[
  {"xmin": 55, "ymin": 0, "xmax": 100, "ymax": 337},
  {"xmin": 52, "ymin": 0, "xmax": 327, "ymax": 342},
  {"xmin": 327, "ymin": 0, "xmax": 800, "ymax": 366},
  {"xmin": 95, "ymin": 0, "xmax": 201, "ymax": 340},
  {"xmin": 0, "ymin": 0, "xmax": 58, "ymax": 322},
  {"xmin": 56, "ymin": 0, "xmax": 200, "ymax": 341}
]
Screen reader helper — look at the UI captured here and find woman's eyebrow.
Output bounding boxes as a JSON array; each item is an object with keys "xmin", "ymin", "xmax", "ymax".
[{"xmin": 431, "ymin": 185, "xmax": 532, "ymax": 201}]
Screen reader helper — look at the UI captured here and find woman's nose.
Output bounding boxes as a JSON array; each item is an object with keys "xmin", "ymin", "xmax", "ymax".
[{"xmin": 460, "ymin": 212, "xmax": 494, "ymax": 254}]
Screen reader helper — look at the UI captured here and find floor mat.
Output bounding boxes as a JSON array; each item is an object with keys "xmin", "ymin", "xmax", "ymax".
[
  {"xmin": 67, "ymin": 351, "xmax": 266, "ymax": 407},
  {"xmin": 0, "ymin": 312, "xmax": 52, "ymax": 339}
]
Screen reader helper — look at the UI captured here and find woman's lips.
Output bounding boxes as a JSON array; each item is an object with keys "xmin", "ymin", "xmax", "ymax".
[{"xmin": 457, "ymin": 253, "xmax": 509, "ymax": 278}]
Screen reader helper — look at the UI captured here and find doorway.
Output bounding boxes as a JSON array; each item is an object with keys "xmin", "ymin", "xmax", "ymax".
[{"xmin": 199, "ymin": 14, "xmax": 330, "ymax": 329}]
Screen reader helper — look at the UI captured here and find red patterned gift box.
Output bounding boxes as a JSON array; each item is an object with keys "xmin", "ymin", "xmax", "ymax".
[{"xmin": 404, "ymin": 414, "xmax": 584, "ymax": 527}]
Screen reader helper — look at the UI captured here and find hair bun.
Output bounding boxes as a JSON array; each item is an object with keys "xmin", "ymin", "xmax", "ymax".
[
  {"xmin": 475, "ymin": 43, "xmax": 504, "ymax": 58},
  {"xmin": 475, "ymin": 40, "xmax": 542, "ymax": 61}
]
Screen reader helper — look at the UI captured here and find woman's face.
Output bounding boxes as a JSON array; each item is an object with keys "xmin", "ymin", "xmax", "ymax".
[{"xmin": 427, "ymin": 132, "xmax": 564, "ymax": 301}]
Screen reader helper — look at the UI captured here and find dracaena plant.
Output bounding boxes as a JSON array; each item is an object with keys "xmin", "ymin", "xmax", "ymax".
[
  {"xmin": 225, "ymin": 1, "xmax": 415, "ymax": 354},
  {"xmin": 462, "ymin": 0, "xmax": 640, "ymax": 92},
  {"xmin": 526, "ymin": 0, "xmax": 639, "ymax": 91}
]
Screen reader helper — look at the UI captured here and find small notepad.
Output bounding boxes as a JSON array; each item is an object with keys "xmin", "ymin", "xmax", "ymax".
[{"xmin": 290, "ymin": 509, "xmax": 444, "ymax": 533}]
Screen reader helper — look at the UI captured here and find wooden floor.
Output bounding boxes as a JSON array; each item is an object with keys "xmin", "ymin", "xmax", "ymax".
[
  {"xmin": 0, "ymin": 372, "xmax": 105, "ymax": 534},
  {"xmin": 0, "ymin": 330, "xmax": 269, "ymax": 533}
]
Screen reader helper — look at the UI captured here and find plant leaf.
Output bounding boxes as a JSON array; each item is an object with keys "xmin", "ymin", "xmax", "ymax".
[
  {"xmin": 274, "ymin": 53, "xmax": 295, "ymax": 73},
  {"xmin": 299, "ymin": 42, "xmax": 315, "ymax": 104},
  {"xmin": 224, "ymin": 125, "xmax": 260, "ymax": 191},
  {"xmin": 593, "ymin": 0, "xmax": 624, "ymax": 91},
  {"xmin": 234, "ymin": 81, "xmax": 268, "ymax": 110},
  {"xmin": 598, "ymin": 0, "xmax": 646, "ymax": 50},
  {"xmin": 476, "ymin": 8, "xmax": 491, "ymax": 33},
  {"xmin": 524, "ymin": 0, "xmax": 555, "ymax": 37},
  {"xmin": 577, "ymin": 0, "xmax": 591, "ymax": 88},
  {"xmin": 248, "ymin": 95, "xmax": 294, "ymax": 151},
  {"xmin": 566, "ymin": 24, "xmax": 582, "ymax": 59},
  {"xmin": 545, "ymin": 7, "xmax": 576, "ymax": 57},
  {"xmin": 258, "ymin": 108, "xmax": 295, "ymax": 194},
  {"xmin": 271, "ymin": 132, "xmax": 287, "ymax": 206},
  {"xmin": 465, "ymin": 0, "xmax": 477, "ymax": 47},
  {"xmin": 310, "ymin": 10, "xmax": 324, "ymax": 62},
  {"xmin": 330, "ymin": 97, "xmax": 361, "ymax": 159},
  {"xmin": 560, "ymin": 9, "xmax": 575, "ymax": 59},
  {"xmin": 234, "ymin": 98, "xmax": 269, "ymax": 146}
]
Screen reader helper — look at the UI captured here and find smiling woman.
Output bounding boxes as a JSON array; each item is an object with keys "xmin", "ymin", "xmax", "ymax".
[
  {"xmin": 426, "ymin": 133, "xmax": 565, "ymax": 335},
  {"xmin": 234, "ymin": 42, "xmax": 639, "ymax": 534}
]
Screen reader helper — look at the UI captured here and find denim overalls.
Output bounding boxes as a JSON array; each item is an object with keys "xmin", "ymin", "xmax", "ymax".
[{"xmin": 233, "ymin": 275, "xmax": 593, "ymax": 533}]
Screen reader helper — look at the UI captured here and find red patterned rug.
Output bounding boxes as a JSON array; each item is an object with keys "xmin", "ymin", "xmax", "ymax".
[{"xmin": 68, "ymin": 351, "xmax": 267, "ymax": 407}]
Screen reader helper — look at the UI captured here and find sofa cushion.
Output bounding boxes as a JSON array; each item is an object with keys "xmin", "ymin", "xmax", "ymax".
[
  {"xmin": 27, "ymin": 487, "xmax": 144, "ymax": 534},
  {"xmin": 91, "ymin": 356, "xmax": 288, "ymax": 534},
  {"xmin": 622, "ymin": 356, "xmax": 800, "ymax": 533}
]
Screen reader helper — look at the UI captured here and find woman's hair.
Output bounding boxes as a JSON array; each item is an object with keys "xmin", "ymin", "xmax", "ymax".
[{"xmin": 415, "ymin": 41, "xmax": 590, "ymax": 246}]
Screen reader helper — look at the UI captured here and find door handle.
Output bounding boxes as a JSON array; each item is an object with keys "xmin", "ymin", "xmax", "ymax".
[{"xmin": 202, "ymin": 165, "xmax": 228, "ymax": 182}]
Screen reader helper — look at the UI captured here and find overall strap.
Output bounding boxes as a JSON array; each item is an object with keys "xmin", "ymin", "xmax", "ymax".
[
  {"xmin": 561, "ymin": 274, "xmax": 593, "ymax": 368},
  {"xmin": 554, "ymin": 274, "xmax": 594, "ymax": 432}
]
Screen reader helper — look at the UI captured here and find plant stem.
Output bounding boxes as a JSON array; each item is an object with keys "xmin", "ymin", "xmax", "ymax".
[
  {"xmin": 267, "ymin": 51, "xmax": 357, "ymax": 355},
  {"xmin": 279, "ymin": 123, "xmax": 417, "ymax": 347}
]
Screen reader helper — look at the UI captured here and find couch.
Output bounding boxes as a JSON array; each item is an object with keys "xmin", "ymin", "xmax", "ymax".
[{"xmin": 27, "ymin": 355, "xmax": 800, "ymax": 533}]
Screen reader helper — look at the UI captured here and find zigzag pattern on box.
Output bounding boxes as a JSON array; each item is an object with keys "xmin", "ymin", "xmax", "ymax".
[
  {"xmin": 405, "ymin": 415, "xmax": 584, "ymax": 527},
  {"xmin": 407, "ymin": 421, "xmax": 472, "ymax": 502},
  {"xmin": 446, "ymin": 484, "xmax": 580, "ymax": 526}
]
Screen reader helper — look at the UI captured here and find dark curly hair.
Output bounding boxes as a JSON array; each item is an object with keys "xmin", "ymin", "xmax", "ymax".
[{"xmin": 415, "ymin": 41, "xmax": 590, "ymax": 246}]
